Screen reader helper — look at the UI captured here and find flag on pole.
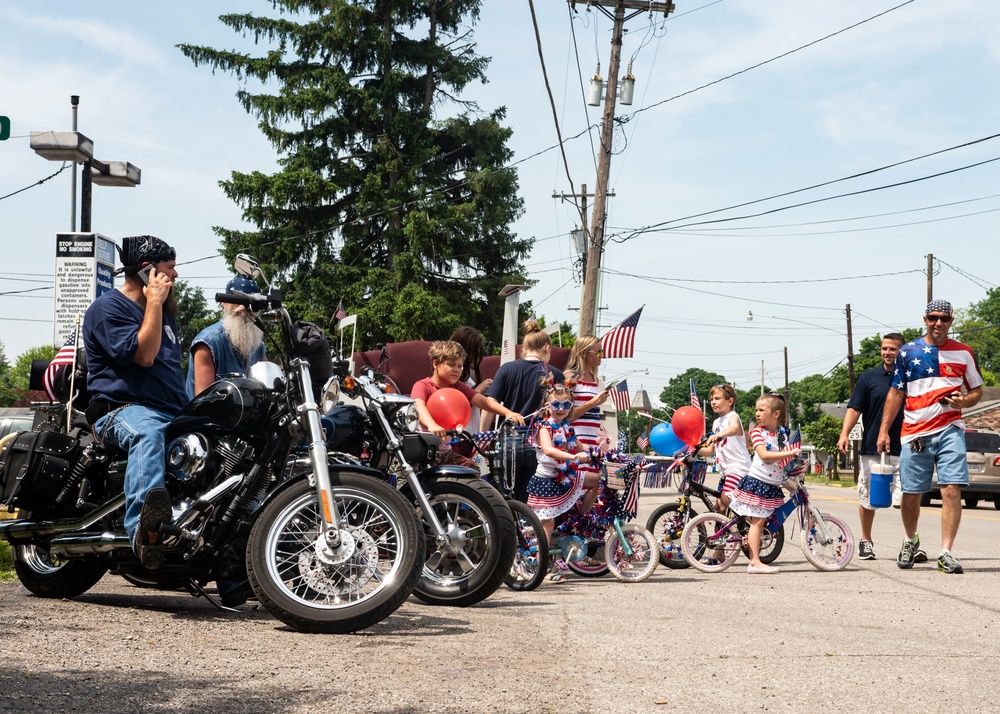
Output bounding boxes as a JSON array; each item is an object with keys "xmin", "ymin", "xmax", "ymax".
[
  {"xmin": 636, "ymin": 418, "xmax": 651, "ymax": 450},
  {"xmin": 690, "ymin": 378, "xmax": 700, "ymax": 410},
  {"xmin": 782, "ymin": 426, "xmax": 805, "ymax": 479},
  {"xmin": 598, "ymin": 307, "xmax": 643, "ymax": 358},
  {"xmin": 43, "ymin": 332, "xmax": 77, "ymax": 402},
  {"xmin": 334, "ymin": 302, "xmax": 347, "ymax": 321},
  {"xmin": 609, "ymin": 380, "xmax": 631, "ymax": 411}
]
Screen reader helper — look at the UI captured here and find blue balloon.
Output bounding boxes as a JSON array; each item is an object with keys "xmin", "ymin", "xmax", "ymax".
[{"xmin": 649, "ymin": 423, "xmax": 686, "ymax": 456}]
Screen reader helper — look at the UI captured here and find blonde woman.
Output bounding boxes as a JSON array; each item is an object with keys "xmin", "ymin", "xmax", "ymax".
[{"xmin": 565, "ymin": 336, "xmax": 611, "ymax": 513}]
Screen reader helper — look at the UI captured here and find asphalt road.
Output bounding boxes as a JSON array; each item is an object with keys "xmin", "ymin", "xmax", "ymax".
[{"xmin": 2, "ymin": 483, "xmax": 999, "ymax": 713}]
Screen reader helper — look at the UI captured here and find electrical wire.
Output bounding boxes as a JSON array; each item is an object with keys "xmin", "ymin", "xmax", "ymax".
[{"xmin": 0, "ymin": 163, "xmax": 70, "ymax": 202}]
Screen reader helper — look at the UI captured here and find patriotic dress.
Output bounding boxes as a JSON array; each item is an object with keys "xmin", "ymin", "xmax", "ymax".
[
  {"xmin": 526, "ymin": 419, "xmax": 586, "ymax": 520},
  {"xmin": 892, "ymin": 337, "xmax": 984, "ymax": 442},
  {"xmin": 571, "ymin": 378, "xmax": 603, "ymax": 487},
  {"xmin": 728, "ymin": 425, "xmax": 788, "ymax": 518},
  {"xmin": 712, "ymin": 412, "xmax": 751, "ymax": 495}
]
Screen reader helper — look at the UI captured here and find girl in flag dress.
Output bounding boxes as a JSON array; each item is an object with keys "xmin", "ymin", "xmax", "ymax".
[
  {"xmin": 564, "ymin": 336, "xmax": 611, "ymax": 514},
  {"xmin": 728, "ymin": 393, "xmax": 801, "ymax": 574},
  {"xmin": 527, "ymin": 384, "xmax": 596, "ymax": 546},
  {"xmin": 698, "ymin": 383, "xmax": 751, "ymax": 513}
]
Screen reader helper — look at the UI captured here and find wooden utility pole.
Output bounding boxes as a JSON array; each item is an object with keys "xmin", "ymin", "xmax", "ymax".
[
  {"xmin": 927, "ymin": 253, "xmax": 934, "ymax": 303},
  {"xmin": 553, "ymin": 183, "xmax": 591, "ymax": 285},
  {"xmin": 846, "ymin": 303, "xmax": 856, "ymax": 483},
  {"xmin": 576, "ymin": 0, "xmax": 674, "ymax": 336},
  {"xmin": 783, "ymin": 346, "xmax": 789, "ymax": 427}
]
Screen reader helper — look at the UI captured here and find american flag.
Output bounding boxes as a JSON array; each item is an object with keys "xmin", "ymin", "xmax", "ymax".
[
  {"xmin": 636, "ymin": 419, "xmax": 651, "ymax": 450},
  {"xmin": 599, "ymin": 307, "xmax": 642, "ymax": 359},
  {"xmin": 43, "ymin": 332, "xmax": 78, "ymax": 402},
  {"xmin": 334, "ymin": 302, "xmax": 347, "ymax": 321},
  {"xmin": 690, "ymin": 378, "xmax": 700, "ymax": 410},
  {"xmin": 609, "ymin": 380, "xmax": 631, "ymax": 411},
  {"xmin": 783, "ymin": 425, "xmax": 806, "ymax": 479}
]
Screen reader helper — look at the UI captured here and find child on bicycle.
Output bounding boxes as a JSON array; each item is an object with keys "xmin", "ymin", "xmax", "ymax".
[
  {"xmin": 728, "ymin": 393, "xmax": 801, "ymax": 574},
  {"xmin": 699, "ymin": 383, "xmax": 751, "ymax": 513},
  {"xmin": 526, "ymin": 383, "xmax": 595, "ymax": 546}
]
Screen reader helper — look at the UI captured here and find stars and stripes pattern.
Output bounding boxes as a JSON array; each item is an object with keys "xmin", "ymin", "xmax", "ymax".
[
  {"xmin": 892, "ymin": 337, "xmax": 985, "ymax": 441},
  {"xmin": 599, "ymin": 307, "xmax": 643, "ymax": 359},
  {"xmin": 609, "ymin": 380, "xmax": 631, "ymax": 411},
  {"xmin": 334, "ymin": 302, "xmax": 347, "ymax": 321},
  {"xmin": 783, "ymin": 425, "xmax": 805, "ymax": 479},
  {"xmin": 43, "ymin": 332, "xmax": 78, "ymax": 402},
  {"xmin": 690, "ymin": 378, "xmax": 700, "ymax": 410},
  {"xmin": 636, "ymin": 419, "xmax": 651, "ymax": 450}
]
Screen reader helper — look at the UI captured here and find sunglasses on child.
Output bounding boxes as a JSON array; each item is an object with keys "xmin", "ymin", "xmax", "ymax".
[{"xmin": 549, "ymin": 399, "xmax": 574, "ymax": 411}]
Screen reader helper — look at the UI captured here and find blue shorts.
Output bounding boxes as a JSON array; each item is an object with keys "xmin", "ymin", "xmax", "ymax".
[{"xmin": 899, "ymin": 426, "xmax": 968, "ymax": 494}]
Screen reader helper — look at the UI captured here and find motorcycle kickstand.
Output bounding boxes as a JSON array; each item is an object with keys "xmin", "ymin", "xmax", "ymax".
[{"xmin": 187, "ymin": 579, "xmax": 252, "ymax": 614}]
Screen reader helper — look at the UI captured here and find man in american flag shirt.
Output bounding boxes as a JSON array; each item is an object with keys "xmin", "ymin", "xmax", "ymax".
[{"xmin": 877, "ymin": 300, "xmax": 983, "ymax": 575}]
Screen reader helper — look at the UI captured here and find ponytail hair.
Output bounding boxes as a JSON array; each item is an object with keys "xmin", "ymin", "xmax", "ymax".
[{"xmin": 522, "ymin": 318, "xmax": 551, "ymax": 353}]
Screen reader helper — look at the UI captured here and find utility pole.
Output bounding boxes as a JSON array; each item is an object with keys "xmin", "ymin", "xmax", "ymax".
[
  {"xmin": 553, "ymin": 183, "xmax": 591, "ymax": 281},
  {"xmin": 846, "ymin": 303, "xmax": 856, "ymax": 483},
  {"xmin": 783, "ymin": 346, "xmax": 789, "ymax": 427},
  {"xmin": 927, "ymin": 253, "xmax": 934, "ymax": 303},
  {"xmin": 575, "ymin": 0, "xmax": 674, "ymax": 336},
  {"xmin": 70, "ymin": 95, "xmax": 79, "ymax": 231}
]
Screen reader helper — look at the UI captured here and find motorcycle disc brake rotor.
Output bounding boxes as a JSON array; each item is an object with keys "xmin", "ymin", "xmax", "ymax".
[{"xmin": 297, "ymin": 527, "xmax": 379, "ymax": 597}]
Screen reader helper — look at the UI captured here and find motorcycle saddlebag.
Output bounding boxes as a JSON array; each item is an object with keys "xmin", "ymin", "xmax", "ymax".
[{"xmin": 0, "ymin": 430, "xmax": 80, "ymax": 513}]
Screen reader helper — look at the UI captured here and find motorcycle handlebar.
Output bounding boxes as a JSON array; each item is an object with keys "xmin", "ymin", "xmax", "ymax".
[{"xmin": 215, "ymin": 291, "xmax": 270, "ymax": 311}]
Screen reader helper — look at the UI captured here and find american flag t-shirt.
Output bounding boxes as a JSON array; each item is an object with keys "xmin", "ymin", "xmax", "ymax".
[
  {"xmin": 599, "ymin": 307, "xmax": 643, "ymax": 359},
  {"xmin": 891, "ymin": 337, "xmax": 984, "ymax": 441}
]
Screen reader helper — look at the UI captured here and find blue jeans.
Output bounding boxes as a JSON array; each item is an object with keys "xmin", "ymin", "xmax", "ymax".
[{"xmin": 94, "ymin": 405, "xmax": 174, "ymax": 547}]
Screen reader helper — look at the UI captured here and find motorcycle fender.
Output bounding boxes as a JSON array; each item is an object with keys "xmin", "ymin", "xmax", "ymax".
[{"xmin": 397, "ymin": 464, "xmax": 483, "ymax": 500}]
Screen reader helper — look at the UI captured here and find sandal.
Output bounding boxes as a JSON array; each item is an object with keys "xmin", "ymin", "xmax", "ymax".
[{"xmin": 545, "ymin": 570, "xmax": 566, "ymax": 582}]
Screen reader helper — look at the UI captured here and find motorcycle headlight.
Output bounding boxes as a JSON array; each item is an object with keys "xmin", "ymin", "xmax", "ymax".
[
  {"xmin": 320, "ymin": 376, "xmax": 341, "ymax": 414},
  {"xmin": 394, "ymin": 402, "xmax": 420, "ymax": 433}
]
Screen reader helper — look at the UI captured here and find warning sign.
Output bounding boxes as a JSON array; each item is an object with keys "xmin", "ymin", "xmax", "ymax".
[{"xmin": 54, "ymin": 232, "xmax": 115, "ymax": 346}]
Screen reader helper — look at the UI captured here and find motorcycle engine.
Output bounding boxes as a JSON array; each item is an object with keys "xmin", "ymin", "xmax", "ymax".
[{"xmin": 166, "ymin": 433, "xmax": 210, "ymax": 483}]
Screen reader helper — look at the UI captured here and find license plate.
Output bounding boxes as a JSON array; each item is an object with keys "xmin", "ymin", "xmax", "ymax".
[{"xmin": 968, "ymin": 463, "xmax": 984, "ymax": 472}]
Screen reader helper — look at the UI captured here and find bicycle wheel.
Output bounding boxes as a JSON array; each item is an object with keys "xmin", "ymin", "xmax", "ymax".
[
  {"xmin": 680, "ymin": 513, "xmax": 741, "ymax": 573},
  {"xmin": 739, "ymin": 520, "xmax": 785, "ymax": 564},
  {"xmin": 504, "ymin": 500, "xmax": 547, "ymax": 592},
  {"xmin": 565, "ymin": 541, "xmax": 610, "ymax": 577},
  {"xmin": 605, "ymin": 525, "xmax": 658, "ymax": 583},
  {"xmin": 645, "ymin": 502, "xmax": 695, "ymax": 569},
  {"xmin": 800, "ymin": 512, "xmax": 854, "ymax": 572}
]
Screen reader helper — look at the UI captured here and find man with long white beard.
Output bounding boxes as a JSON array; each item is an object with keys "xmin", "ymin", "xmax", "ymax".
[{"xmin": 185, "ymin": 276, "xmax": 267, "ymax": 399}]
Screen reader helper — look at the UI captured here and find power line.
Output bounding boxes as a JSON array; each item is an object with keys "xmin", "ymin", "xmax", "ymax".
[{"xmin": 0, "ymin": 163, "xmax": 70, "ymax": 202}]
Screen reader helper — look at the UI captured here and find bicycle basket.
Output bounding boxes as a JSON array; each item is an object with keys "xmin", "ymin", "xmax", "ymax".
[{"xmin": 606, "ymin": 464, "xmax": 629, "ymax": 491}]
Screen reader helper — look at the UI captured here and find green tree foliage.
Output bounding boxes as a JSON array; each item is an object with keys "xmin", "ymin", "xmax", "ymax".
[
  {"xmin": 803, "ymin": 414, "xmax": 843, "ymax": 475},
  {"xmin": 957, "ymin": 290, "xmax": 1000, "ymax": 373},
  {"xmin": 0, "ymin": 342, "xmax": 14, "ymax": 407},
  {"xmin": 10, "ymin": 345, "xmax": 57, "ymax": 393},
  {"xmin": 174, "ymin": 280, "xmax": 218, "ymax": 373},
  {"xmin": 179, "ymin": 1, "xmax": 529, "ymax": 347}
]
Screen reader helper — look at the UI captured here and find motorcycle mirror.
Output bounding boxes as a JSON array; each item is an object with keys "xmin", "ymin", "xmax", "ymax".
[{"xmin": 234, "ymin": 254, "xmax": 271, "ymax": 290}]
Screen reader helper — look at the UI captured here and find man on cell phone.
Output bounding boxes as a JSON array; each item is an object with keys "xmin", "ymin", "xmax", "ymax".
[
  {"xmin": 877, "ymin": 300, "xmax": 983, "ymax": 575},
  {"xmin": 83, "ymin": 235, "xmax": 184, "ymax": 570}
]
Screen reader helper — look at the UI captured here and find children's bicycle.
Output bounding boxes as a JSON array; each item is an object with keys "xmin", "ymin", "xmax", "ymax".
[
  {"xmin": 645, "ymin": 449, "xmax": 784, "ymax": 569},
  {"xmin": 679, "ymin": 479, "xmax": 854, "ymax": 572}
]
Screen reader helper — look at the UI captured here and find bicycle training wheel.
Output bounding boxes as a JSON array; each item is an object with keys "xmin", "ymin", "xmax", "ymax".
[
  {"xmin": 565, "ymin": 541, "xmax": 610, "ymax": 578},
  {"xmin": 645, "ymin": 502, "xmax": 695, "ymax": 569},
  {"xmin": 504, "ymin": 500, "xmax": 547, "ymax": 592},
  {"xmin": 681, "ymin": 513, "xmax": 741, "ymax": 573},
  {"xmin": 800, "ymin": 512, "xmax": 854, "ymax": 572},
  {"xmin": 605, "ymin": 525, "xmax": 658, "ymax": 583}
]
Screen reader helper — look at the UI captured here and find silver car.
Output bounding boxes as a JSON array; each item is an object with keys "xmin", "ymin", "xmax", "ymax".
[{"xmin": 925, "ymin": 427, "xmax": 1000, "ymax": 509}]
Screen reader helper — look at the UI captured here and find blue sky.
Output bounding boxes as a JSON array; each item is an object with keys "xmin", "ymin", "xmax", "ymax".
[{"xmin": 2, "ymin": 0, "xmax": 1000, "ymax": 404}]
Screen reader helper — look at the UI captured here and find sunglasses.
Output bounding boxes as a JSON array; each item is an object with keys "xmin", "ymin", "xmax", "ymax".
[
  {"xmin": 925, "ymin": 314, "xmax": 952, "ymax": 323},
  {"xmin": 586, "ymin": 349, "xmax": 603, "ymax": 355},
  {"xmin": 549, "ymin": 399, "xmax": 574, "ymax": 411}
]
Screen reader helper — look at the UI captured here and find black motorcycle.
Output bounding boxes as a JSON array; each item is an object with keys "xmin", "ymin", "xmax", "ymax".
[
  {"xmin": 322, "ymin": 359, "xmax": 517, "ymax": 607},
  {"xmin": 0, "ymin": 256, "xmax": 424, "ymax": 633}
]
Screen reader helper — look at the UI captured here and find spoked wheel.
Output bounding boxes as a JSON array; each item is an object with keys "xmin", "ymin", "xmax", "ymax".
[
  {"xmin": 13, "ymin": 543, "xmax": 108, "ymax": 599},
  {"xmin": 605, "ymin": 524, "xmax": 658, "ymax": 583},
  {"xmin": 681, "ymin": 512, "xmax": 741, "ymax": 573},
  {"xmin": 740, "ymin": 520, "xmax": 785, "ymax": 564},
  {"xmin": 411, "ymin": 477, "xmax": 516, "ymax": 607},
  {"xmin": 801, "ymin": 512, "xmax": 854, "ymax": 571},
  {"xmin": 247, "ymin": 475, "xmax": 424, "ymax": 634},
  {"xmin": 646, "ymin": 502, "xmax": 695, "ymax": 569},
  {"xmin": 565, "ymin": 542, "xmax": 609, "ymax": 577},
  {"xmin": 504, "ymin": 500, "xmax": 547, "ymax": 592}
]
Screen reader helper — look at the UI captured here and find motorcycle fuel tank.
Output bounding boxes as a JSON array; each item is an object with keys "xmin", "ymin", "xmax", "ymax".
[
  {"xmin": 324, "ymin": 405, "xmax": 366, "ymax": 455},
  {"xmin": 174, "ymin": 377, "xmax": 275, "ymax": 433}
]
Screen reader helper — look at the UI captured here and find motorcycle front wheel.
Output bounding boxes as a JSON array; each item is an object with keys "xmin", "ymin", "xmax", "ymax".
[
  {"xmin": 247, "ymin": 474, "xmax": 424, "ymax": 634},
  {"xmin": 411, "ymin": 477, "xmax": 517, "ymax": 607}
]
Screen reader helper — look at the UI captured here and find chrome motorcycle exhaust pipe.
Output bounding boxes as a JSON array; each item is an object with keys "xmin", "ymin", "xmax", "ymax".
[
  {"xmin": 0, "ymin": 495, "xmax": 125, "ymax": 541},
  {"xmin": 50, "ymin": 533, "xmax": 129, "ymax": 557}
]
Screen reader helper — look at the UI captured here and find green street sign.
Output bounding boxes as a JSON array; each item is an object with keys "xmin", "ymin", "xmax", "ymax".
[{"xmin": 0, "ymin": 116, "xmax": 9, "ymax": 140}]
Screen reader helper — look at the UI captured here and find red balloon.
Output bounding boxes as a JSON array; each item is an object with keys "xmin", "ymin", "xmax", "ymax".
[
  {"xmin": 671, "ymin": 406, "xmax": 705, "ymax": 446},
  {"xmin": 426, "ymin": 388, "xmax": 472, "ymax": 430}
]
